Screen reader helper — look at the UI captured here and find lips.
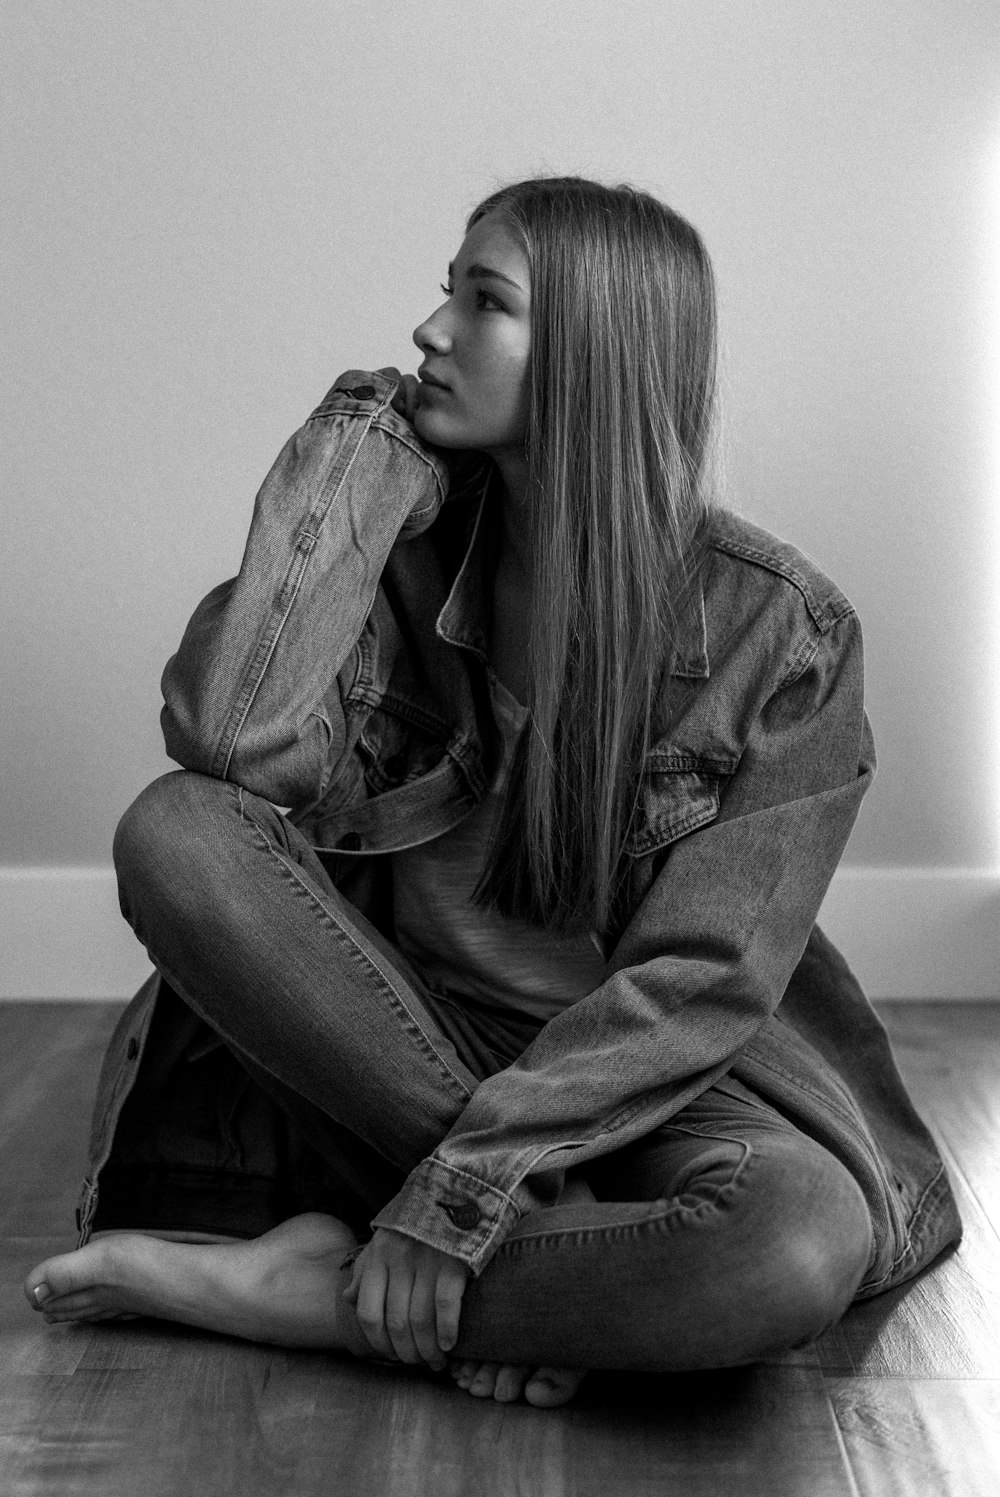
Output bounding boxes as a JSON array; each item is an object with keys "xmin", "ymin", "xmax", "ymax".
[{"xmin": 417, "ymin": 368, "xmax": 450, "ymax": 391}]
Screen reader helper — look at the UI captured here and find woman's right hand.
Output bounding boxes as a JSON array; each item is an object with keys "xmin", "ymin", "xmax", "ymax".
[{"xmin": 377, "ymin": 368, "xmax": 420, "ymax": 424}]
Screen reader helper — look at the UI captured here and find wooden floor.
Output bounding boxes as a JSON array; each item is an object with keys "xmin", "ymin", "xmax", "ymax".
[{"xmin": 1, "ymin": 1001, "xmax": 998, "ymax": 1496}]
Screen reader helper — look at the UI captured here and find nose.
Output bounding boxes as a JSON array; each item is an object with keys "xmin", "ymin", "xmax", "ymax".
[{"xmin": 413, "ymin": 303, "xmax": 453, "ymax": 356}]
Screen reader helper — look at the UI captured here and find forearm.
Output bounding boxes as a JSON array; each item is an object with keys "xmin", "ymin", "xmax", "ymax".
[{"xmin": 160, "ymin": 374, "xmax": 448, "ymax": 806}]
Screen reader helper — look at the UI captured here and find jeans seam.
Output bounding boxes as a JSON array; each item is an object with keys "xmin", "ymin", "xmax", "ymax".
[{"xmin": 236, "ymin": 788, "xmax": 473, "ymax": 1105}]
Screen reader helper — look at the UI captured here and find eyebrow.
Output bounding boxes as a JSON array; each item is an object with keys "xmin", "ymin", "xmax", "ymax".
[{"xmin": 447, "ymin": 260, "xmax": 525, "ymax": 293}]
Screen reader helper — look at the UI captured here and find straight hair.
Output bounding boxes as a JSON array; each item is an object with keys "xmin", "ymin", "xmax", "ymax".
[{"xmin": 469, "ymin": 177, "xmax": 718, "ymax": 934}]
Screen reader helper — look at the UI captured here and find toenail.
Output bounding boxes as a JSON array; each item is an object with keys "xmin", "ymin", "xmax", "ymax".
[{"xmin": 33, "ymin": 1284, "xmax": 52, "ymax": 1306}]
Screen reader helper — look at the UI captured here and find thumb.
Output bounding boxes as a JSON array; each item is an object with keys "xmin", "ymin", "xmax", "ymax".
[
  {"xmin": 342, "ymin": 1251, "xmax": 365, "ymax": 1303},
  {"xmin": 390, "ymin": 373, "xmax": 420, "ymax": 422}
]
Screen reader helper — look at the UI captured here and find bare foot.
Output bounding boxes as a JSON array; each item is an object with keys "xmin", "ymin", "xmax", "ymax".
[
  {"xmin": 23, "ymin": 1213, "xmax": 369, "ymax": 1353},
  {"xmin": 449, "ymin": 1358, "xmax": 586, "ymax": 1407}
]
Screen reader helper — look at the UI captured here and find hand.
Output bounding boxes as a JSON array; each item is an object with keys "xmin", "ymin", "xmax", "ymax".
[
  {"xmin": 376, "ymin": 368, "xmax": 421, "ymax": 424},
  {"xmin": 343, "ymin": 1226, "xmax": 469, "ymax": 1369}
]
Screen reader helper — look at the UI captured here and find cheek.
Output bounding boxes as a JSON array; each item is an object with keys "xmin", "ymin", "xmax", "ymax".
[{"xmin": 498, "ymin": 359, "xmax": 530, "ymax": 431}]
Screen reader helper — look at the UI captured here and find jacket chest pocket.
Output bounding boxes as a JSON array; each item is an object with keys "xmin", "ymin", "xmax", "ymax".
[{"xmin": 625, "ymin": 762, "xmax": 725, "ymax": 859}]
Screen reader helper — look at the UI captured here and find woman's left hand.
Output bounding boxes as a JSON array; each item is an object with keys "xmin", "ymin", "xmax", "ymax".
[{"xmin": 343, "ymin": 1226, "xmax": 469, "ymax": 1369}]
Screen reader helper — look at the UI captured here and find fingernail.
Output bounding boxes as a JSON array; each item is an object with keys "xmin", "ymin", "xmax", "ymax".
[{"xmin": 33, "ymin": 1283, "xmax": 51, "ymax": 1306}]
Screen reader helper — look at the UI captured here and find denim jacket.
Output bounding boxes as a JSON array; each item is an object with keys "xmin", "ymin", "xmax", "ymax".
[{"xmin": 81, "ymin": 370, "xmax": 960, "ymax": 1288}]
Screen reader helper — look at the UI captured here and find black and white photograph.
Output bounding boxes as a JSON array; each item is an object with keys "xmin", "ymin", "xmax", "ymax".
[{"xmin": 2, "ymin": 2, "xmax": 998, "ymax": 1492}]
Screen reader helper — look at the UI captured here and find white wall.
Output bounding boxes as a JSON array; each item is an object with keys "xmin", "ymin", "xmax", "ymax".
[{"xmin": 3, "ymin": 1, "xmax": 998, "ymax": 996}]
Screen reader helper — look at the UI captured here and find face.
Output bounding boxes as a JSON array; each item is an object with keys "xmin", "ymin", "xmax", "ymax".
[{"xmin": 411, "ymin": 214, "xmax": 531, "ymax": 457}]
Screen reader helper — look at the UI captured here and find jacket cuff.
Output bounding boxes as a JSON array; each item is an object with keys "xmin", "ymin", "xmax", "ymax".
[{"xmin": 370, "ymin": 1159, "xmax": 522, "ymax": 1275}]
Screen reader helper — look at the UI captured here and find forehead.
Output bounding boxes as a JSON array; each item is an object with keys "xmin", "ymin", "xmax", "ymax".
[{"xmin": 454, "ymin": 213, "xmax": 529, "ymax": 283}]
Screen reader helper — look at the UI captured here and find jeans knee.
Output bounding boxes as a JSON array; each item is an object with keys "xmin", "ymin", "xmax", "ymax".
[
  {"xmin": 749, "ymin": 1146, "xmax": 874, "ymax": 1354},
  {"xmin": 113, "ymin": 771, "xmax": 233, "ymax": 925},
  {"xmin": 116, "ymin": 772, "xmax": 198, "ymax": 870}
]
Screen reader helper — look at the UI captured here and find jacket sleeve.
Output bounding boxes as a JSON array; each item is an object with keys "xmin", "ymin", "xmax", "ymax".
[
  {"xmin": 372, "ymin": 608, "xmax": 876, "ymax": 1272},
  {"xmin": 159, "ymin": 373, "xmax": 447, "ymax": 808}
]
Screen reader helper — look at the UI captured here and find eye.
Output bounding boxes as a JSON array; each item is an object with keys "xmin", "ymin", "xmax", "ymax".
[
  {"xmin": 439, "ymin": 282, "xmax": 453, "ymax": 297},
  {"xmin": 475, "ymin": 288, "xmax": 505, "ymax": 312}
]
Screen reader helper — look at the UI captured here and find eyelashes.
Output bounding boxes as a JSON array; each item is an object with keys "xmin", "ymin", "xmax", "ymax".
[{"xmin": 439, "ymin": 282, "xmax": 504, "ymax": 313}]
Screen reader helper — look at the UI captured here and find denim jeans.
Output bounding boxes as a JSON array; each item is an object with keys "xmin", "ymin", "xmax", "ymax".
[
  {"xmin": 135, "ymin": 371, "xmax": 964, "ymax": 1290},
  {"xmin": 104, "ymin": 768, "xmax": 876, "ymax": 1370}
]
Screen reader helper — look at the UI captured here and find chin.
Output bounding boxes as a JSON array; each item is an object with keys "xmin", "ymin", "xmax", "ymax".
[{"xmin": 413, "ymin": 407, "xmax": 469, "ymax": 449}]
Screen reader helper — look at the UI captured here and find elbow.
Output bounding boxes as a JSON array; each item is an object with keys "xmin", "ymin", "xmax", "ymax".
[
  {"xmin": 160, "ymin": 701, "xmax": 218, "ymax": 778},
  {"xmin": 218, "ymin": 713, "xmax": 337, "ymax": 808}
]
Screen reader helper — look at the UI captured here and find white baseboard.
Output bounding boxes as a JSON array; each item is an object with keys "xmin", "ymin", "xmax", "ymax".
[
  {"xmin": 814, "ymin": 867, "xmax": 999, "ymax": 1000},
  {"xmin": 0, "ymin": 865, "xmax": 997, "ymax": 1001}
]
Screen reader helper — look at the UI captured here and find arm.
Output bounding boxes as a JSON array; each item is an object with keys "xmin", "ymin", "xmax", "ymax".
[
  {"xmin": 369, "ymin": 606, "xmax": 875, "ymax": 1275},
  {"xmin": 159, "ymin": 372, "xmax": 446, "ymax": 807}
]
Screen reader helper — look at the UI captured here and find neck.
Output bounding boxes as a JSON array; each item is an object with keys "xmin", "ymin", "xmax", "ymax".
[{"xmin": 490, "ymin": 448, "xmax": 532, "ymax": 580}]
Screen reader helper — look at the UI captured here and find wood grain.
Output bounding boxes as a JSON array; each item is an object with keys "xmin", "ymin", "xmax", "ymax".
[
  {"xmin": 2, "ymin": 1000, "xmax": 998, "ymax": 1495},
  {"xmin": 829, "ymin": 1378, "xmax": 1000, "ymax": 1497}
]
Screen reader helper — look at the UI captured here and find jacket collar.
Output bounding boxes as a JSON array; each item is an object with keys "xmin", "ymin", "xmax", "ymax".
[{"xmin": 434, "ymin": 466, "xmax": 498, "ymax": 661}]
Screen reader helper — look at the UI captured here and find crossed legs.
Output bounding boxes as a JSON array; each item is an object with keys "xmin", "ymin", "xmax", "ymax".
[{"xmin": 25, "ymin": 772, "xmax": 874, "ymax": 1401}]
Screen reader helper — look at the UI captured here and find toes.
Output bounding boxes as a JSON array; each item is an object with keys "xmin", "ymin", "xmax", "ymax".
[
  {"xmin": 448, "ymin": 1359, "xmax": 478, "ymax": 1388},
  {"xmin": 492, "ymin": 1364, "xmax": 531, "ymax": 1403},
  {"xmin": 36, "ymin": 1290, "xmax": 105, "ymax": 1321},
  {"xmin": 524, "ymin": 1367, "xmax": 587, "ymax": 1408},
  {"xmin": 34, "ymin": 1289, "xmax": 140, "ymax": 1324},
  {"xmin": 467, "ymin": 1361, "xmax": 501, "ymax": 1398},
  {"xmin": 24, "ymin": 1247, "xmax": 104, "ymax": 1308},
  {"xmin": 448, "ymin": 1360, "xmax": 534, "ymax": 1402},
  {"xmin": 24, "ymin": 1278, "xmax": 51, "ymax": 1311}
]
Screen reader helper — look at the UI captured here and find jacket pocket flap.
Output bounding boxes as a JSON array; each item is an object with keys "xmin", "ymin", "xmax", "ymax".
[{"xmin": 626, "ymin": 768, "xmax": 721, "ymax": 858}]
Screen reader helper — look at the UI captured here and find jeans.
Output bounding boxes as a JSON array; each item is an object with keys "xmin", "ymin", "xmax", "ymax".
[{"xmin": 108, "ymin": 769, "xmax": 875, "ymax": 1372}]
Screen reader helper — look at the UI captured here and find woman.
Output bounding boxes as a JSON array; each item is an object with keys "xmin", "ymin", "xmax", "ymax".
[{"xmin": 25, "ymin": 177, "xmax": 960, "ymax": 1407}]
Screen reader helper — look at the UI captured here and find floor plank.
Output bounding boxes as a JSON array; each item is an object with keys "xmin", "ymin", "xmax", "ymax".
[
  {"xmin": 3, "ymin": 1000, "xmax": 999, "ymax": 1494},
  {"xmin": 0, "ymin": 1346, "xmax": 858, "ymax": 1497},
  {"xmin": 829, "ymin": 1377, "xmax": 1000, "ymax": 1497}
]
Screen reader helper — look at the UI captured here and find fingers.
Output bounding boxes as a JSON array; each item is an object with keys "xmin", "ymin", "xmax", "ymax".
[
  {"xmin": 344, "ymin": 1238, "xmax": 436, "ymax": 1366},
  {"xmin": 393, "ymin": 375, "xmax": 420, "ymax": 422},
  {"xmin": 350, "ymin": 1254, "xmax": 396, "ymax": 1361},
  {"xmin": 384, "ymin": 1268, "xmax": 422, "ymax": 1365},
  {"xmin": 407, "ymin": 1275, "xmax": 447, "ymax": 1371},
  {"xmin": 377, "ymin": 369, "xmax": 420, "ymax": 422},
  {"xmin": 342, "ymin": 1230, "xmax": 468, "ymax": 1370},
  {"xmin": 435, "ymin": 1258, "xmax": 467, "ymax": 1354}
]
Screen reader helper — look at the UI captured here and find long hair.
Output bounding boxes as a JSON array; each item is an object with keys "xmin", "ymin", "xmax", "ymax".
[{"xmin": 469, "ymin": 177, "xmax": 718, "ymax": 934}]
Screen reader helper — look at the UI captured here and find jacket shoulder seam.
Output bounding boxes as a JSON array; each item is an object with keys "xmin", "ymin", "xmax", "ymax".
[{"xmin": 707, "ymin": 512, "xmax": 856, "ymax": 634}]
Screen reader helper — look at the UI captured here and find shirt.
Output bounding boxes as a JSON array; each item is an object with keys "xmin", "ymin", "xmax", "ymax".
[{"xmin": 392, "ymin": 665, "xmax": 606, "ymax": 1022}]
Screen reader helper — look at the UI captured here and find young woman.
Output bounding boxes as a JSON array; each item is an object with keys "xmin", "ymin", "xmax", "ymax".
[{"xmin": 25, "ymin": 177, "xmax": 960, "ymax": 1407}]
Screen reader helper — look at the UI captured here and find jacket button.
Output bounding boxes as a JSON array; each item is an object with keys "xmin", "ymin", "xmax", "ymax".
[
  {"xmin": 126, "ymin": 1037, "xmax": 139, "ymax": 1060},
  {"xmin": 337, "ymin": 831, "xmax": 363, "ymax": 851},
  {"xmin": 346, "ymin": 384, "xmax": 376, "ymax": 400},
  {"xmin": 439, "ymin": 1199, "xmax": 482, "ymax": 1231},
  {"xmin": 383, "ymin": 753, "xmax": 407, "ymax": 779}
]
